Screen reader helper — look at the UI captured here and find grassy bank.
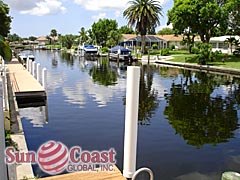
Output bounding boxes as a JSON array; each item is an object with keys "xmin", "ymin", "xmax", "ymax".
[{"xmin": 167, "ymin": 51, "xmax": 240, "ymax": 70}]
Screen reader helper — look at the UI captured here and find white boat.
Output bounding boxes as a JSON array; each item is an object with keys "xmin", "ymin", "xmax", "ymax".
[
  {"xmin": 109, "ymin": 46, "xmax": 132, "ymax": 61},
  {"xmin": 76, "ymin": 44, "xmax": 99, "ymax": 56},
  {"xmin": 18, "ymin": 50, "xmax": 35, "ymax": 62}
]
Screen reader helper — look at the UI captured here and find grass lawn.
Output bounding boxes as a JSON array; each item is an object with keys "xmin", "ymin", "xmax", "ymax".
[{"xmin": 167, "ymin": 51, "xmax": 240, "ymax": 70}]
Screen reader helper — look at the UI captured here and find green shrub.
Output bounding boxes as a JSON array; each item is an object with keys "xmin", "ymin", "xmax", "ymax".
[
  {"xmin": 191, "ymin": 47, "xmax": 200, "ymax": 54},
  {"xmin": 161, "ymin": 48, "xmax": 170, "ymax": 56},
  {"xmin": 152, "ymin": 43, "xmax": 158, "ymax": 49},
  {"xmin": 101, "ymin": 47, "xmax": 109, "ymax": 54},
  {"xmin": 170, "ymin": 44, "xmax": 175, "ymax": 50}
]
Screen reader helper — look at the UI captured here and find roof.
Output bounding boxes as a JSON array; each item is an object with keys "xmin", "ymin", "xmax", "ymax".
[
  {"xmin": 36, "ymin": 36, "xmax": 48, "ymax": 41},
  {"xmin": 128, "ymin": 35, "xmax": 164, "ymax": 42},
  {"xmin": 210, "ymin": 35, "xmax": 240, "ymax": 42}
]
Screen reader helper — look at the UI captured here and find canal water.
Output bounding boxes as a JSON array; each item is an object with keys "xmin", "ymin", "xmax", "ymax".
[{"xmin": 19, "ymin": 50, "xmax": 240, "ymax": 180}]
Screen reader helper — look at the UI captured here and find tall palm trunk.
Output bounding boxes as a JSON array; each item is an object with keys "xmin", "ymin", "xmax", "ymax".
[{"xmin": 141, "ymin": 35, "xmax": 146, "ymax": 54}]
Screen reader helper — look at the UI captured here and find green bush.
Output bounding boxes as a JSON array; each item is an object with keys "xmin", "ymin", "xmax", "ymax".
[
  {"xmin": 191, "ymin": 47, "xmax": 200, "ymax": 54},
  {"xmin": 101, "ymin": 47, "xmax": 109, "ymax": 54},
  {"xmin": 170, "ymin": 44, "xmax": 175, "ymax": 50},
  {"xmin": 161, "ymin": 48, "xmax": 170, "ymax": 56},
  {"xmin": 152, "ymin": 43, "xmax": 158, "ymax": 49}
]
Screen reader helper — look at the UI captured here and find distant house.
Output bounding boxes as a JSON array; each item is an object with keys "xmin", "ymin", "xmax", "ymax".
[
  {"xmin": 121, "ymin": 34, "xmax": 199, "ymax": 49},
  {"xmin": 36, "ymin": 36, "xmax": 49, "ymax": 45},
  {"xmin": 209, "ymin": 36, "xmax": 240, "ymax": 54}
]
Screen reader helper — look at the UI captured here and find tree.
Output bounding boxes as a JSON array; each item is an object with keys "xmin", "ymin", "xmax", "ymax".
[
  {"xmin": 79, "ymin": 27, "xmax": 88, "ymax": 45},
  {"xmin": 91, "ymin": 19, "xmax": 118, "ymax": 46},
  {"xmin": 123, "ymin": 0, "xmax": 163, "ymax": 54},
  {"xmin": 107, "ymin": 30, "xmax": 122, "ymax": 47},
  {"xmin": 157, "ymin": 27, "xmax": 174, "ymax": 35},
  {"xmin": 0, "ymin": 36, "xmax": 12, "ymax": 62},
  {"xmin": 60, "ymin": 34, "xmax": 75, "ymax": 49},
  {"xmin": 225, "ymin": 0, "xmax": 240, "ymax": 35},
  {"xmin": 118, "ymin": 25, "xmax": 135, "ymax": 34},
  {"xmin": 28, "ymin": 36, "xmax": 37, "ymax": 41},
  {"xmin": 168, "ymin": 0, "xmax": 228, "ymax": 44},
  {"xmin": 0, "ymin": 1, "xmax": 11, "ymax": 37},
  {"xmin": 7, "ymin": 33, "xmax": 21, "ymax": 42},
  {"xmin": 50, "ymin": 29, "xmax": 58, "ymax": 45},
  {"xmin": 225, "ymin": 37, "xmax": 236, "ymax": 53}
]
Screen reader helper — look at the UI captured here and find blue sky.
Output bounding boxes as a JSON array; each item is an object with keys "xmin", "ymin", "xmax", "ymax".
[{"xmin": 4, "ymin": 0, "xmax": 173, "ymax": 38}]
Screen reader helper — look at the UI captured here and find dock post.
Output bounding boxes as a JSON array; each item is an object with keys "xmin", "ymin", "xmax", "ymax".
[
  {"xmin": 37, "ymin": 63, "xmax": 41, "ymax": 82},
  {"xmin": 123, "ymin": 66, "xmax": 140, "ymax": 179},
  {"xmin": 32, "ymin": 62, "xmax": 36, "ymax": 78},
  {"xmin": 26, "ymin": 59, "xmax": 29, "ymax": 71},
  {"xmin": 2, "ymin": 60, "xmax": 7, "ymax": 111},
  {"xmin": 0, "ymin": 72, "xmax": 8, "ymax": 180},
  {"xmin": 29, "ymin": 60, "xmax": 33, "ymax": 74},
  {"xmin": 42, "ymin": 68, "xmax": 47, "ymax": 89}
]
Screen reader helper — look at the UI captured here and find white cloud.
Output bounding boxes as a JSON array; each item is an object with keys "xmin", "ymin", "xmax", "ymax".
[
  {"xmin": 5, "ymin": 0, "xmax": 42, "ymax": 11},
  {"xmin": 74, "ymin": 0, "xmax": 165, "ymax": 11},
  {"xmin": 91, "ymin": 13, "xmax": 107, "ymax": 21},
  {"xmin": 6, "ymin": 0, "xmax": 66, "ymax": 16}
]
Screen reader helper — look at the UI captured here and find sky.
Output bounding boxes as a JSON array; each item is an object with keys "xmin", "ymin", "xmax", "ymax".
[{"xmin": 4, "ymin": 0, "xmax": 173, "ymax": 38}]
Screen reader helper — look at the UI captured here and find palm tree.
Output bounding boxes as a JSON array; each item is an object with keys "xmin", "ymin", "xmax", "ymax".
[
  {"xmin": 79, "ymin": 27, "xmax": 88, "ymax": 45},
  {"xmin": 123, "ymin": 0, "xmax": 163, "ymax": 54},
  {"xmin": 225, "ymin": 37, "xmax": 236, "ymax": 54}
]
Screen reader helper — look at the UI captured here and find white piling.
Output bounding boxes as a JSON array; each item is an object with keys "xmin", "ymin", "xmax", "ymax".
[
  {"xmin": 29, "ymin": 60, "xmax": 32, "ymax": 74},
  {"xmin": 36, "ymin": 63, "xmax": 41, "ymax": 82},
  {"xmin": 42, "ymin": 68, "xmax": 47, "ymax": 89},
  {"xmin": 32, "ymin": 62, "xmax": 36, "ymax": 78},
  {"xmin": 26, "ymin": 59, "xmax": 29, "ymax": 71},
  {"xmin": 123, "ymin": 66, "xmax": 140, "ymax": 178},
  {"xmin": 0, "ymin": 74, "xmax": 8, "ymax": 180}
]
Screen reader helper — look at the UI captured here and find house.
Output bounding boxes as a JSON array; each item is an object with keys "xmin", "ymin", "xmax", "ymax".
[
  {"xmin": 121, "ymin": 34, "xmax": 199, "ymax": 50},
  {"xmin": 36, "ymin": 36, "xmax": 49, "ymax": 45},
  {"xmin": 208, "ymin": 36, "xmax": 240, "ymax": 54}
]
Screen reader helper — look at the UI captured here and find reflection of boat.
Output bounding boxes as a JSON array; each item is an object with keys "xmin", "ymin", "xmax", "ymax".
[
  {"xmin": 18, "ymin": 50, "xmax": 35, "ymax": 63},
  {"xmin": 109, "ymin": 46, "xmax": 131, "ymax": 61},
  {"xmin": 76, "ymin": 44, "xmax": 99, "ymax": 56}
]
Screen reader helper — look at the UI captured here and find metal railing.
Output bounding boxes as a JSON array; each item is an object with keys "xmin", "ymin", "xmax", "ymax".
[{"xmin": 132, "ymin": 168, "xmax": 154, "ymax": 180}]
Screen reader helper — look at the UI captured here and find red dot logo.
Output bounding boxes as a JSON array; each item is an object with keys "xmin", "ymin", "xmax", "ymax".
[{"xmin": 37, "ymin": 141, "xmax": 69, "ymax": 175}]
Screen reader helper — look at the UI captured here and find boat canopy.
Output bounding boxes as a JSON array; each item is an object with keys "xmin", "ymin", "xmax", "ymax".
[
  {"xmin": 84, "ymin": 45, "xmax": 96, "ymax": 49},
  {"xmin": 110, "ymin": 46, "xmax": 131, "ymax": 53}
]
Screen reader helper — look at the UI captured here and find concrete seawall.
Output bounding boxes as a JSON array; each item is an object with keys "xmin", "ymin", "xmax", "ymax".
[{"xmin": 155, "ymin": 60, "xmax": 240, "ymax": 77}]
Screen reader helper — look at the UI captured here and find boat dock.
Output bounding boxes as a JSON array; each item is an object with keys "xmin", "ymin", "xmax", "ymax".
[
  {"xmin": 39, "ymin": 166, "xmax": 126, "ymax": 180},
  {"xmin": 6, "ymin": 58, "xmax": 46, "ymax": 106}
]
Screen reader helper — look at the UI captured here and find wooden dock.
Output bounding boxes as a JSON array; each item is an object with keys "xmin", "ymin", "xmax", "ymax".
[
  {"xmin": 39, "ymin": 165, "xmax": 126, "ymax": 180},
  {"xmin": 6, "ymin": 58, "xmax": 46, "ymax": 105}
]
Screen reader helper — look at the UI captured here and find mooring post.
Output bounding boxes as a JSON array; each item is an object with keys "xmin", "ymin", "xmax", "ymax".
[
  {"xmin": 36, "ymin": 63, "xmax": 40, "ymax": 82},
  {"xmin": 42, "ymin": 68, "xmax": 47, "ymax": 89},
  {"xmin": 0, "ymin": 73, "xmax": 8, "ymax": 180},
  {"xmin": 26, "ymin": 59, "xmax": 29, "ymax": 71},
  {"xmin": 29, "ymin": 60, "xmax": 33, "ymax": 74},
  {"xmin": 32, "ymin": 62, "xmax": 36, "ymax": 78},
  {"xmin": 2, "ymin": 60, "xmax": 7, "ymax": 111},
  {"xmin": 123, "ymin": 66, "xmax": 140, "ymax": 179}
]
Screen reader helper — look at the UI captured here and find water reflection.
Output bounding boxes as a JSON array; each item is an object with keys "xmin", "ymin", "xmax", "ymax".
[
  {"xmin": 138, "ymin": 65, "xmax": 160, "ymax": 125},
  {"xmin": 89, "ymin": 58, "xmax": 117, "ymax": 86},
  {"xmin": 164, "ymin": 70, "xmax": 240, "ymax": 147},
  {"xmin": 19, "ymin": 105, "xmax": 48, "ymax": 128}
]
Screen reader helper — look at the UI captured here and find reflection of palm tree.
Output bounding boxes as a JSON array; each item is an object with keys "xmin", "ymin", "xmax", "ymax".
[
  {"xmin": 138, "ymin": 65, "xmax": 159, "ymax": 125},
  {"xmin": 89, "ymin": 58, "xmax": 117, "ymax": 86},
  {"xmin": 164, "ymin": 71, "xmax": 239, "ymax": 147},
  {"xmin": 60, "ymin": 52, "xmax": 74, "ymax": 67}
]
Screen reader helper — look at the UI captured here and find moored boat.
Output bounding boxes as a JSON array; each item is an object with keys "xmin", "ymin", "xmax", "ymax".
[{"xmin": 109, "ymin": 46, "xmax": 132, "ymax": 61}]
